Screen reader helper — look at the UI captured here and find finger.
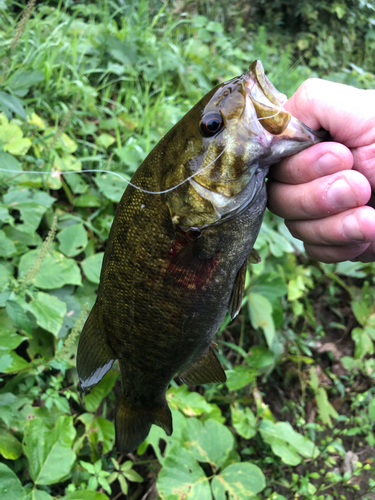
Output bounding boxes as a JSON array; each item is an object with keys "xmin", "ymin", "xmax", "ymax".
[
  {"xmin": 285, "ymin": 206, "xmax": 375, "ymax": 246},
  {"xmin": 269, "ymin": 142, "xmax": 353, "ymax": 185},
  {"xmin": 351, "ymin": 241, "xmax": 375, "ymax": 263},
  {"xmin": 352, "ymin": 143, "xmax": 375, "ymax": 191},
  {"xmin": 284, "ymin": 79, "xmax": 375, "ymax": 147},
  {"xmin": 268, "ymin": 170, "xmax": 371, "ymax": 220},
  {"xmin": 304, "ymin": 242, "xmax": 371, "ymax": 263}
]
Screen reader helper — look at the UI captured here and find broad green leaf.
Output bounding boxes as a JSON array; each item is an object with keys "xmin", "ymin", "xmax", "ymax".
[
  {"xmin": 96, "ymin": 133, "xmax": 115, "ymax": 149},
  {"xmin": 24, "ymin": 292, "xmax": 67, "ymax": 337},
  {"xmin": 211, "ymin": 462, "xmax": 265, "ymax": 499},
  {"xmin": 65, "ymin": 491, "xmax": 109, "ymax": 500},
  {"xmin": 58, "ymin": 224, "xmax": 88, "ymax": 257},
  {"xmin": 3, "ymin": 226, "xmax": 42, "ymax": 255},
  {"xmin": 5, "ymin": 300, "xmax": 33, "ymax": 334},
  {"xmin": 3, "ymin": 188, "xmax": 55, "ymax": 234},
  {"xmin": 80, "ymin": 252, "xmax": 104, "ymax": 284},
  {"xmin": 248, "ymin": 293, "xmax": 275, "ymax": 347},
  {"xmin": 336, "ymin": 261, "xmax": 366, "ymax": 278},
  {"xmin": 24, "ymin": 489, "xmax": 54, "ymax": 500},
  {"xmin": 0, "ymin": 330, "xmax": 27, "ymax": 351},
  {"xmin": 54, "ymin": 153, "xmax": 82, "ymax": 172},
  {"xmin": 65, "ymin": 173, "xmax": 88, "ymax": 194},
  {"xmin": 0, "ymin": 463, "xmax": 26, "ymax": 500},
  {"xmin": 231, "ymin": 404, "xmax": 257, "ymax": 440},
  {"xmin": 19, "ymin": 250, "xmax": 82, "ymax": 289},
  {"xmin": 225, "ymin": 365, "xmax": 256, "ymax": 391},
  {"xmin": 157, "ymin": 445, "xmax": 211, "ymax": 500},
  {"xmin": 0, "ymin": 429, "xmax": 23, "ymax": 459},
  {"xmin": 0, "ymin": 151, "xmax": 22, "ymax": 181},
  {"xmin": 23, "ymin": 415, "xmax": 76, "ymax": 485},
  {"xmin": 91, "ymin": 417, "xmax": 115, "ymax": 454},
  {"xmin": 95, "ymin": 172, "xmax": 128, "ymax": 202},
  {"xmin": 0, "ymin": 92, "xmax": 27, "ymax": 120},
  {"xmin": 74, "ymin": 194, "xmax": 101, "ymax": 207},
  {"xmin": 182, "ymin": 418, "xmax": 234, "ymax": 469},
  {"xmin": 352, "ymin": 327, "xmax": 374, "ymax": 360},
  {"xmin": 167, "ymin": 385, "xmax": 220, "ymax": 418},
  {"xmin": 8, "ymin": 69, "xmax": 44, "ymax": 97},
  {"xmin": 84, "ymin": 370, "xmax": 118, "ymax": 412},
  {"xmin": 0, "ymin": 230, "xmax": 17, "ymax": 257},
  {"xmin": 0, "ymin": 350, "xmax": 30, "ymax": 373},
  {"xmin": 259, "ymin": 420, "xmax": 318, "ymax": 466},
  {"xmin": 314, "ymin": 386, "xmax": 339, "ymax": 426}
]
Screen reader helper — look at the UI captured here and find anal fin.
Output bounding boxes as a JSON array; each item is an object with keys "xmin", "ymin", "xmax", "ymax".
[
  {"xmin": 179, "ymin": 345, "xmax": 226, "ymax": 385},
  {"xmin": 77, "ymin": 303, "xmax": 115, "ymax": 390}
]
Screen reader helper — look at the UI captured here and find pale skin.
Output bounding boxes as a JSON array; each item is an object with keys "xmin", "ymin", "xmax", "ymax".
[{"xmin": 267, "ymin": 78, "xmax": 375, "ymax": 263}]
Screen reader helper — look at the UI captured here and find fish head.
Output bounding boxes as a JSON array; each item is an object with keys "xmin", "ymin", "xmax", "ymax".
[{"xmin": 164, "ymin": 60, "xmax": 327, "ymax": 229}]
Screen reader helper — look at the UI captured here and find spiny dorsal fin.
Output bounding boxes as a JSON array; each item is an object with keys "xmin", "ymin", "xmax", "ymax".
[
  {"xmin": 228, "ymin": 260, "xmax": 247, "ymax": 320},
  {"xmin": 248, "ymin": 247, "xmax": 262, "ymax": 264},
  {"xmin": 179, "ymin": 345, "xmax": 226, "ymax": 385},
  {"xmin": 77, "ymin": 303, "xmax": 115, "ymax": 390}
]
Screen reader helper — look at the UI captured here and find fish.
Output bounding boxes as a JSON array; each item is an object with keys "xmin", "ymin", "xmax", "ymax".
[{"xmin": 77, "ymin": 60, "xmax": 328, "ymax": 453}]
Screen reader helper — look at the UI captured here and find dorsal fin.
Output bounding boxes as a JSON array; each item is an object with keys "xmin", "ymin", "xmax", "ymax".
[
  {"xmin": 77, "ymin": 303, "xmax": 115, "ymax": 390},
  {"xmin": 179, "ymin": 345, "xmax": 226, "ymax": 385}
]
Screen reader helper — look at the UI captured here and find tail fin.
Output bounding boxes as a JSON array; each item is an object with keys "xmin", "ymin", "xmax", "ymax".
[
  {"xmin": 77, "ymin": 303, "xmax": 115, "ymax": 390},
  {"xmin": 116, "ymin": 396, "xmax": 173, "ymax": 454}
]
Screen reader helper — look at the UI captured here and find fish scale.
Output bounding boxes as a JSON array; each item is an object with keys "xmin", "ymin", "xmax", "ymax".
[{"xmin": 77, "ymin": 60, "xmax": 329, "ymax": 453}]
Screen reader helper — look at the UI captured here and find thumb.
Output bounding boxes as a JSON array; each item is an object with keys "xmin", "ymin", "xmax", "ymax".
[{"xmin": 284, "ymin": 79, "xmax": 375, "ymax": 148}]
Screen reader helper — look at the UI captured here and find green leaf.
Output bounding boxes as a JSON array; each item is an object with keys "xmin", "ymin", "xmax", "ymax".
[
  {"xmin": 225, "ymin": 365, "xmax": 256, "ymax": 391},
  {"xmin": 248, "ymin": 293, "xmax": 275, "ymax": 347},
  {"xmin": 0, "ymin": 429, "xmax": 23, "ymax": 459},
  {"xmin": 24, "ymin": 292, "xmax": 67, "ymax": 337},
  {"xmin": 65, "ymin": 492, "xmax": 109, "ymax": 500},
  {"xmin": 211, "ymin": 462, "xmax": 265, "ymax": 499},
  {"xmin": 0, "ymin": 330, "xmax": 27, "ymax": 351},
  {"xmin": 0, "ymin": 91, "xmax": 27, "ymax": 120},
  {"xmin": 4, "ymin": 188, "xmax": 55, "ymax": 234},
  {"xmin": 167, "ymin": 385, "xmax": 220, "ymax": 418},
  {"xmin": 0, "ymin": 230, "xmax": 17, "ymax": 257},
  {"xmin": 23, "ymin": 415, "xmax": 76, "ymax": 485},
  {"xmin": 19, "ymin": 250, "xmax": 82, "ymax": 289},
  {"xmin": 231, "ymin": 404, "xmax": 257, "ymax": 440},
  {"xmin": 182, "ymin": 418, "xmax": 234, "ymax": 469},
  {"xmin": 91, "ymin": 417, "xmax": 115, "ymax": 454},
  {"xmin": 0, "ymin": 463, "xmax": 26, "ymax": 500},
  {"xmin": 58, "ymin": 224, "xmax": 88, "ymax": 257},
  {"xmin": 8, "ymin": 69, "xmax": 44, "ymax": 97},
  {"xmin": 0, "ymin": 152, "xmax": 22, "ymax": 181},
  {"xmin": 24, "ymin": 488, "xmax": 54, "ymax": 500},
  {"xmin": 80, "ymin": 252, "xmax": 104, "ymax": 284},
  {"xmin": 95, "ymin": 172, "xmax": 128, "ymax": 202},
  {"xmin": 157, "ymin": 446, "xmax": 211, "ymax": 500},
  {"xmin": 5, "ymin": 300, "xmax": 33, "ymax": 334},
  {"xmin": 352, "ymin": 327, "xmax": 374, "ymax": 360},
  {"xmin": 84, "ymin": 370, "xmax": 118, "ymax": 412},
  {"xmin": 259, "ymin": 420, "xmax": 318, "ymax": 466},
  {"xmin": 74, "ymin": 194, "xmax": 101, "ymax": 207}
]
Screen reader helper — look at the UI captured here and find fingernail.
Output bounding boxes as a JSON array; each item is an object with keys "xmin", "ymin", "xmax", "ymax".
[
  {"xmin": 341, "ymin": 214, "xmax": 364, "ymax": 241},
  {"xmin": 315, "ymin": 153, "xmax": 343, "ymax": 175},
  {"xmin": 326, "ymin": 178, "xmax": 357, "ymax": 209}
]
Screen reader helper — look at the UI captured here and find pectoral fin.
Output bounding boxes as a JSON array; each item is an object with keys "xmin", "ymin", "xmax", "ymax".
[
  {"xmin": 179, "ymin": 344, "xmax": 226, "ymax": 385},
  {"xmin": 77, "ymin": 303, "xmax": 115, "ymax": 390},
  {"xmin": 229, "ymin": 249, "xmax": 261, "ymax": 319},
  {"xmin": 228, "ymin": 260, "xmax": 247, "ymax": 320}
]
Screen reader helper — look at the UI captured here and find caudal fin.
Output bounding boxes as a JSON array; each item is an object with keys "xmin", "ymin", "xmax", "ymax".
[
  {"xmin": 116, "ymin": 396, "xmax": 173, "ymax": 454},
  {"xmin": 77, "ymin": 303, "xmax": 115, "ymax": 390}
]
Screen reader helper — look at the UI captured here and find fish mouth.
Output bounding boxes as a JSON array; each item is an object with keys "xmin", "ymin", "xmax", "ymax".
[{"xmin": 244, "ymin": 60, "xmax": 330, "ymax": 157}]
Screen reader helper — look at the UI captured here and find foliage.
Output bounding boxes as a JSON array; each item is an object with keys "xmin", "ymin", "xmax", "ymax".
[{"xmin": 0, "ymin": 1, "xmax": 374, "ymax": 499}]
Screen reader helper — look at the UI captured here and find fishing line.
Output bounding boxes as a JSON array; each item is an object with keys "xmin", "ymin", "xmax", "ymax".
[{"xmin": 0, "ymin": 108, "xmax": 284, "ymax": 195}]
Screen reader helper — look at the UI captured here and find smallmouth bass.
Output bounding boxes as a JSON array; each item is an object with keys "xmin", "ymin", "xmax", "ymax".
[{"xmin": 77, "ymin": 60, "xmax": 328, "ymax": 453}]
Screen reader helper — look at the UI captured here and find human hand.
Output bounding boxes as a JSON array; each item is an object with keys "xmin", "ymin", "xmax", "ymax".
[{"xmin": 267, "ymin": 78, "xmax": 375, "ymax": 263}]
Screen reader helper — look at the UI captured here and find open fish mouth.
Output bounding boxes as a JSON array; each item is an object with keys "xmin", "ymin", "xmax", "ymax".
[{"xmin": 244, "ymin": 60, "xmax": 330, "ymax": 150}]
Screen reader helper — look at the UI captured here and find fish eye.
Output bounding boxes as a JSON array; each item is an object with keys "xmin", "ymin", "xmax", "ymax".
[{"xmin": 199, "ymin": 112, "xmax": 224, "ymax": 137}]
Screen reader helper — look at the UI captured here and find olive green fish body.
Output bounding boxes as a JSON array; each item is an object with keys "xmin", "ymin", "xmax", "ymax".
[{"xmin": 77, "ymin": 61, "xmax": 328, "ymax": 453}]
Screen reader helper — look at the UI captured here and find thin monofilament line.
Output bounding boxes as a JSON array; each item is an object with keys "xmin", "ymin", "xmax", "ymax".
[{"xmin": 0, "ymin": 107, "xmax": 284, "ymax": 195}]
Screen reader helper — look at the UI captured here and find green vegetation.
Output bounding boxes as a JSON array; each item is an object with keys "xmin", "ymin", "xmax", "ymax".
[{"xmin": 0, "ymin": 1, "xmax": 375, "ymax": 499}]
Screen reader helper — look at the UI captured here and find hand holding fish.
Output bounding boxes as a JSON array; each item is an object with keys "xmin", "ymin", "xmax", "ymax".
[{"xmin": 267, "ymin": 79, "xmax": 375, "ymax": 263}]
